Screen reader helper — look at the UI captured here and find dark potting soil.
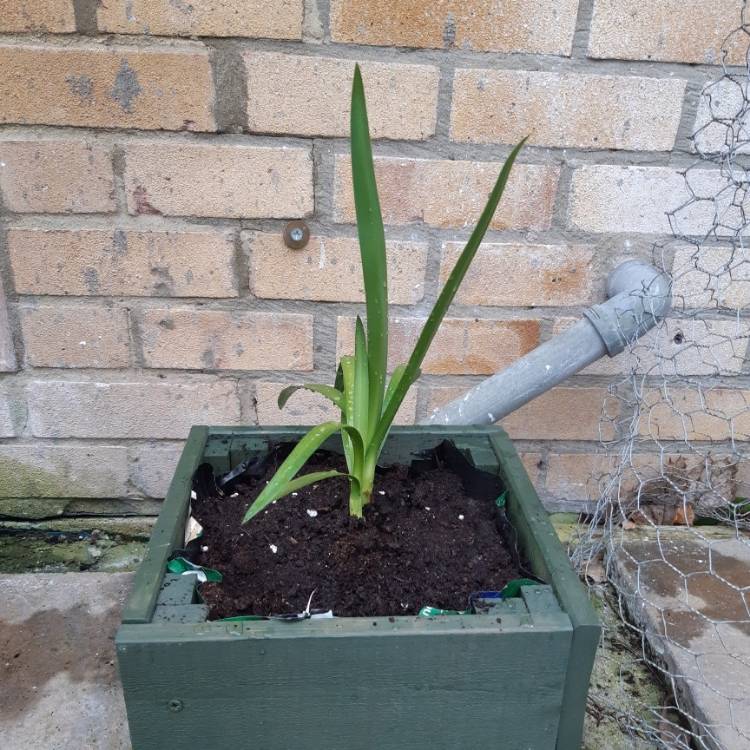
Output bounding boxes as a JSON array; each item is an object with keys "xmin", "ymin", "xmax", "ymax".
[{"xmin": 191, "ymin": 449, "xmax": 523, "ymax": 618}]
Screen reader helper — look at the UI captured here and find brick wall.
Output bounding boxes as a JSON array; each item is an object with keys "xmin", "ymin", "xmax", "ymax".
[{"xmin": 0, "ymin": 0, "xmax": 745, "ymax": 517}]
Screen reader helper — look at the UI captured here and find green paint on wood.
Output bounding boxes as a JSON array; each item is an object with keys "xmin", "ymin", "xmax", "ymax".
[
  {"xmin": 121, "ymin": 426, "xmax": 208, "ymax": 624},
  {"xmin": 117, "ymin": 425, "xmax": 598, "ymax": 750},
  {"xmin": 488, "ymin": 432, "xmax": 600, "ymax": 750}
]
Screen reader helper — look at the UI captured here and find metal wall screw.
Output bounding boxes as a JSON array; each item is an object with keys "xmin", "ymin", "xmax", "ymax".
[
  {"xmin": 283, "ymin": 220, "xmax": 310, "ymax": 249},
  {"xmin": 168, "ymin": 699, "xmax": 184, "ymax": 712}
]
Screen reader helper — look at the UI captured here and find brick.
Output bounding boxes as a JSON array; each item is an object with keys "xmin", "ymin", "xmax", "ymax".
[
  {"xmin": 330, "ymin": 0, "xmax": 579, "ymax": 56},
  {"xmin": 27, "ymin": 379, "xmax": 241, "ymax": 438},
  {"xmin": 672, "ymin": 246, "xmax": 750, "ymax": 309},
  {"xmin": 440, "ymin": 242, "xmax": 597, "ymax": 307},
  {"xmin": 545, "ymin": 453, "xmax": 618, "ymax": 505},
  {"xmin": 337, "ymin": 316, "xmax": 539, "ymax": 375},
  {"xmin": 0, "ymin": 283, "xmax": 16, "ymax": 372},
  {"xmin": 589, "ymin": 0, "xmax": 749, "ymax": 66},
  {"xmin": 19, "ymin": 305, "xmax": 130, "ymax": 368},
  {"xmin": 568, "ymin": 166, "xmax": 730, "ymax": 235},
  {"xmin": 554, "ymin": 316, "xmax": 749, "ymax": 377},
  {"xmin": 97, "ymin": 0, "xmax": 303, "ymax": 39},
  {"xmin": 451, "ymin": 69, "xmax": 685, "ymax": 151},
  {"xmin": 255, "ymin": 381, "xmax": 417, "ymax": 426},
  {"xmin": 0, "ymin": 1, "xmax": 75, "ymax": 33},
  {"xmin": 519, "ymin": 452, "xmax": 544, "ymax": 494},
  {"xmin": 245, "ymin": 52, "xmax": 438, "ymax": 140},
  {"xmin": 334, "ymin": 156, "xmax": 558, "ymax": 231},
  {"xmin": 425, "ymin": 385, "xmax": 614, "ymax": 440},
  {"xmin": 0, "ymin": 139, "xmax": 115, "ymax": 214},
  {"xmin": 0, "ymin": 44, "xmax": 214, "ymax": 131},
  {"xmin": 248, "ymin": 232, "xmax": 427, "ymax": 304},
  {"xmin": 0, "ymin": 445, "xmax": 128, "ymax": 498},
  {"xmin": 639, "ymin": 387, "xmax": 750, "ymax": 442},
  {"xmin": 140, "ymin": 309, "xmax": 313, "ymax": 371},
  {"xmin": 129, "ymin": 443, "xmax": 183, "ymax": 498},
  {"xmin": 124, "ymin": 143, "xmax": 312, "ymax": 218},
  {"xmin": 692, "ymin": 79, "xmax": 749, "ymax": 156},
  {"xmin": 0, "ymin": 386, "xmax": 22, "ymax": 437},
  {"xmin": 506, "ymin": 387, "xmax": 616, "ymax": 441},
  {"xmin": 8, "ymin": 228, "xmax": 238, "ymax": 298}
]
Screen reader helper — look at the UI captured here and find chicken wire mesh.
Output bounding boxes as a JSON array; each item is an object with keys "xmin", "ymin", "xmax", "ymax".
[{"xmin": 574, "ymin": 6, "xmax": 750, "ymax": 749}]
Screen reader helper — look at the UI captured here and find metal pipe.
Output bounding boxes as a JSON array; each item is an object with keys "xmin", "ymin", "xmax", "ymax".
[{"xmin": 424, "ymin": 259, "xmax": 671, "ymax": 426}]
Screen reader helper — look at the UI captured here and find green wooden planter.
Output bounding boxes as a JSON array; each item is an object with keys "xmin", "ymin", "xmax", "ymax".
[{"xmin": 117, "ymin": 425, "xmax": 599, "ymax": 750}]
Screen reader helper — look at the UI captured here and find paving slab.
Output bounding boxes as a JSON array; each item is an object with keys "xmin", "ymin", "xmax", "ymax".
[
  {"xmin": 0, "ymin": 573, "xmax": 134, "ymax": 750},
  {"xmin": 610, "ymin": 526, "xmax": 750, "ymax": 750}
]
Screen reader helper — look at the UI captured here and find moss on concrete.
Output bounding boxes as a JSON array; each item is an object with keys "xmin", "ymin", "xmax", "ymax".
[
  {"xmin": 0, "ymin": 521, "xmax": 148, "ymax": 574},
  {"xmin": 583, "ymin": 585, "xmax": 664, "ymax": 749},
  {"xmin": 0, "ymin": 457, "xmax": 88, "ymax": 500},
  {"xmin": 0, "ymin": 497, "xmax": 69, "ymax": 519}
]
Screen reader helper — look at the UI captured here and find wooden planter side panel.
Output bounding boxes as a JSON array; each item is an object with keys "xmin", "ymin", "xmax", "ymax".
[
  {"xmin": 118, "ymin": 626, "xmax": 572, "ymax": 750},
  {"xmin": 122, "ymin": 425, "xmax": 208, "ymax": 624},
  {"xmin": 489, "ymin": 432, "xmax": 601, "ymax": 750}
]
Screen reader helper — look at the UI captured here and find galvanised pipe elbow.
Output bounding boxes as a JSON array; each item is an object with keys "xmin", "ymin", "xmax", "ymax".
[{"xmin": 424, "ymin": 260, "xmax": 671, "ymax": 427}]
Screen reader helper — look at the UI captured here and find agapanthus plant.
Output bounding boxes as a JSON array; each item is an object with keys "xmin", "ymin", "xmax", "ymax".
[{"xmin": 243, "ymin": 65, "xmax": 525, "ymax": 523}]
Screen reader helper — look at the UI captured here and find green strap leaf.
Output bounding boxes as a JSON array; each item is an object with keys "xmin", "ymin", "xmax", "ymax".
[
  {"xmin": 244, "ymin": 470, "xmax": 362, "ymax": 523},
  {"xmin": 242, "ymin": 422, "xmax": 342, "ymax": 523},
  {"xmin": 339, "ymin": 356, "xmax": 356, "ymax": 472},
  {"xmin": 368, "ymin": 363, "xmax": 421, "ymax": 459},
  {"xmin": 369, "ymin": 137, "xmax": 528, "ymax": 456},
  {"xmin": 352, "ymin": 316, "xmax": 370, "ymax": 458},
  {"xmin": 277, "ymin": 384, "xmax": 345, "ymax": 414},
  {"xmin": 383, "ymin": 363, "xmax": 420, "ymax": 415},
  {"xmin": 351, "ymin": 63, "xmax": 388, "ymax": 438}
]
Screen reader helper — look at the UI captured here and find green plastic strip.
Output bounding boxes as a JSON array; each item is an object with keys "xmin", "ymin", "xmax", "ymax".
[
  {"xmin": 167, "ymin": 557, "xmax": 223, "ymax": 583},
  {"xmin": 418, "ymin": 606, "xmax": 471, "ymax": 618},
  {"xmin": 499, "ymin": 578, "xmax": 539, "ymax": 599},
  {"xmin": 220, "ymin": 615, "xmax": 267, "ymax": 622},
  {"xmin": 495, "ymin": 491, "xmax": 508, "ymax": 508}
]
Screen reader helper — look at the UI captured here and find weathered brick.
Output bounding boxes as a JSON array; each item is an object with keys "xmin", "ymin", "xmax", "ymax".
[
  {"xmin": 255, "ymin": 381, "xmax": 417, "ymax": 426},
  {"xmin": 330, "ymin": 0, "xmax": 579, "ymax": 56},
  {"xmin": 140, "ymin": 309, "xmax": 313, "ymax": 371},
  {"xmin": 0, "ymin": 386, "xmax": 22, "ymax": 437},
  {"xmin": 19, "ymin": 305, "xmax": 130, "ymax": 369},
  {"xmin": 425, "ymin": 385, "xmax": 614, "ymax": 440},
  {"xmin": 8, "ymin": 228, "xmax": 238, "ymax": 298},
  {"xmin": 334, "ymin": 156, "xmax": 558, "ymax": 231},
  {"xmin": 569, "ymin": 166, "xmax": 727, "ymax": 235},
  {"xmin": 0, "ymin": 1, "xmax": 75, "ymax": 33},
  {"xmin": 0, "ymin": 283, "xmax": 16, "ymax": 372},
  {"xmin": 0, "ymin": 445, "xmax": 129, "ymax": 498},
  {"xmin": 639, "ymin": 387, "xmax": 750, "ymax": 442},
  {"xmin": 440, "ymin": 242, "xmax": 597, "ymax": 307},
  {"xmin": 554, "ymin": 316, "xmax": 749, "ymax": 377},
  {"xmin": 589, "ymin": 0, "xmax": 749, "ymax": 66},
  {"xmin": 451, "ymin": 69, "xmax": 685, "ymax": 151},
  {"xmin": 338, "ymin": 316, "xmax": 540, "ymax": 375},
  {"xmin": 27, "ymin": 379, "xmax": 241, "ymax": 438},
  {"xmin": 124, "ymin": 143, "xmax": 312, "ymax": 218},
  {"xmin": 0, "ymin": 139, "xmax": 115, "ymax": 214},
  {"xmin": 543, "ymin": 451, "xmax": 736, "ymax": 507},
  {"xmin": 97, "ymin": 0, "xmax": 303, "ymax": 39},
  {"xmin": 544, "ymin": 453, "xmax": 618, "ymax": 505},
  {"xmin": 0, "ymin": 44, "xmax": 215, "ymax": 131},
  {"xmin": 692, "ymin": 79, "xmax": 749, "ymax": 156},
  {"xmin": 129, "ymin": 443, "xmax": 183, "ymax": 497},
  {"xmin": 248, "ymin": 232, "xmax": 427, "ymax": 304},
  {"xmin": 672, "ymin": 246, "xmax": 750, "ymax": 309},
  {"xmin": 245, "ymin": 52, "xmax": 438, "ymax": 140},
  {"xmin": 520, "ymin": 452, "xmax": 544, "ymax": 494}
]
